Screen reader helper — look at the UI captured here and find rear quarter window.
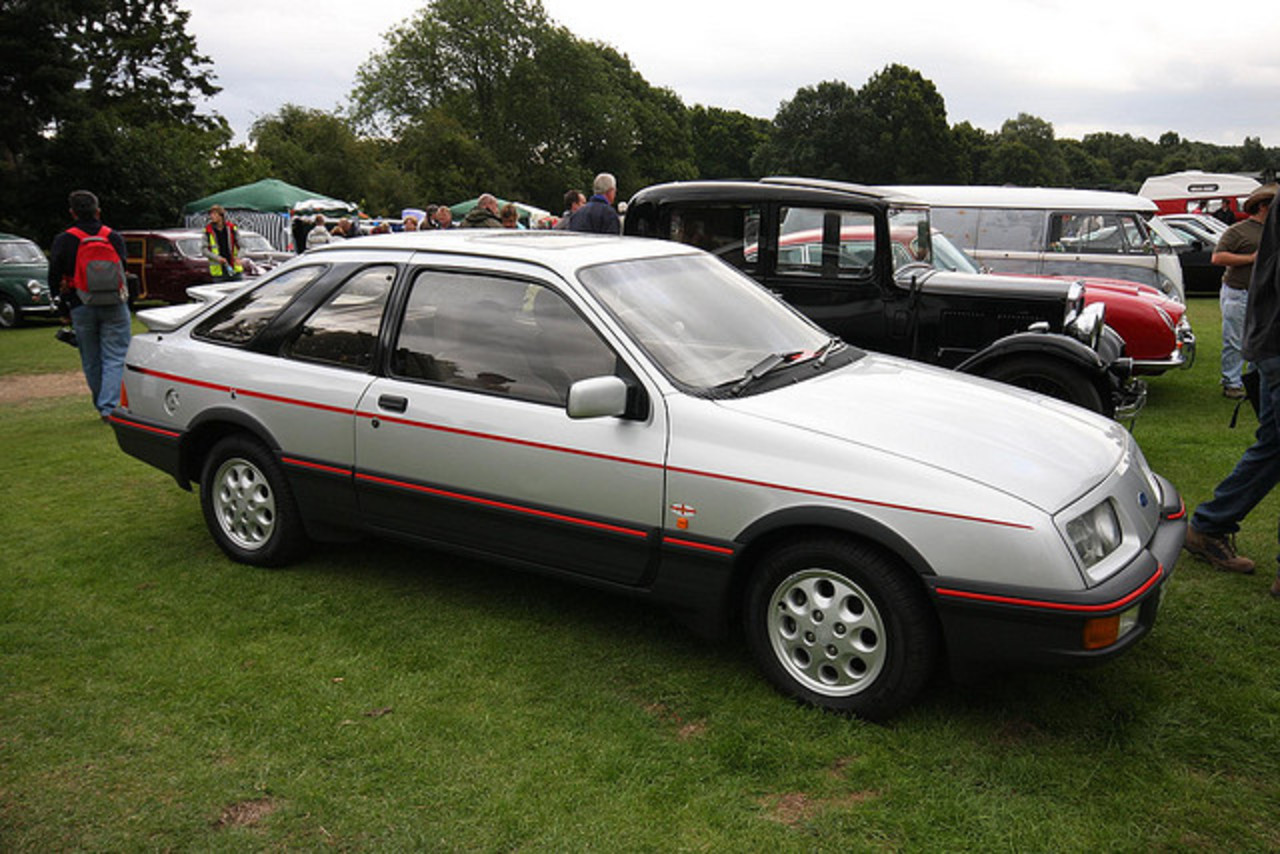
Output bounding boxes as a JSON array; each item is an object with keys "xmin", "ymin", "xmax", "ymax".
[{"xmin": 194, "ymin": 265, "xmax": 325, "ymax": 345}]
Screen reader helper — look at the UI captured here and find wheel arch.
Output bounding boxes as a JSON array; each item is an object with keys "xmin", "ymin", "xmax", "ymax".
[
  {"xmin": 954, "ymin": 332, "xmax": 1115, "ymax": 415},
  {"xmin": 955, "ymin": 330, "xmax": 1106, "ymax": 376},
  {"xmin": 177, "ymin": 406, "xmax": 283, "ymax": 486},
  {"xmin": 726, "ymin": 506, "xmax": 939, "ymax": 630}
]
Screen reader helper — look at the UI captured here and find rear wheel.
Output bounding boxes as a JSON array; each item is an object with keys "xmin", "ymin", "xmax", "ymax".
[
  {"xmin": 744, "ymin": 536, "xmax": 938, "ymax": 720},
  {"xmin": 983, "ymin": 355, "xmax": 1104, "ymax": 414},
  {"xmin": 199, "ymin": 435, "xmax": 308, "ymax": 567}
]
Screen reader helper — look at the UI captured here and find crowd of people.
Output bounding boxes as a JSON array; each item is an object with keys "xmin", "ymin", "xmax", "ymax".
[{"xmin": 283, "ymin": 172, "xmax": 624, "ymax": 250}]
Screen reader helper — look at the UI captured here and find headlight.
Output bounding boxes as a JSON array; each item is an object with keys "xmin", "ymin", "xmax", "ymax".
[
  {"xmin": 26, "ymin": 279, "xmax": 46, "ymax": 299},
  {"xmin": 1067, "ymin": 302, "xmax": 1106, "ymax": 351},
  {"xmin": 1066, "ymin": 500, "xmax": 1122, "ymax": 568}
]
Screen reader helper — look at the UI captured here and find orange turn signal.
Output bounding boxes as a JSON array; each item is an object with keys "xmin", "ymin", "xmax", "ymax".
[{"xmin": 1083, "ymin": 615, "xmax": 1120, "ymax": 650}]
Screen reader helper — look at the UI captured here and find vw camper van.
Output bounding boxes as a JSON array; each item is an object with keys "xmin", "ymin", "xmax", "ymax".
[{"xmin": 887, "ymin": 186, "xmax": 1186, "ymax": 302}]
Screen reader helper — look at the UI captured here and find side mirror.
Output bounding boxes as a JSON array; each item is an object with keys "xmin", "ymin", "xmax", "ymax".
[{"xmin": 567, "ymin": 375, "xmax": 628, "ymax": 419}]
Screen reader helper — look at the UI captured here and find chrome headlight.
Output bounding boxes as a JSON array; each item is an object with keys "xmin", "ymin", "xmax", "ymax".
[
  {"xmin": 1067, "ymin": 302, "xmax": 1106, "ymax": 351},
  {"xmin": 26, "ymin": 279, "xmax": 46, "ymax": 299},
  {"xmin": 1066, "ymin": 500, "xmax": 1122, "ymax": 569}
]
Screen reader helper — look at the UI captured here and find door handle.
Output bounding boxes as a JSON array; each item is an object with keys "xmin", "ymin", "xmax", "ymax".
[{"xmin": 378, "ymin": 394, "xmax": 408, "ymax": 413}]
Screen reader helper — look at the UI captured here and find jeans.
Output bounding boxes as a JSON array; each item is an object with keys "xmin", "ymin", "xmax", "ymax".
[
  {"xmin": 1192, "ymin": 354, "xmax": 1280, "ymax": 564},
  {"xmin": 70, "ymin": 301, "xmax": 132, "ymax": 417},
  {"xmin": 1220, "ymin": 284, "xmax": 1248, "ymax": 388}
]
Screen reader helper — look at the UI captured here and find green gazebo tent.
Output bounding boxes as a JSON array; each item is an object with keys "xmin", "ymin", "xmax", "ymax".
[{"xmin": 181, "ymin": 179, "xmax": 356, "ymax": 250}]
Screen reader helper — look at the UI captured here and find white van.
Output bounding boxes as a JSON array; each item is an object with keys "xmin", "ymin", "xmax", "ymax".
[
  {"xmin": 886, "ymin": 185, "xmax": 1186, "ymax": 302},
  {"xmin": 1139, "ymin": 169, "xmax": 1260, "ymax": 221}
]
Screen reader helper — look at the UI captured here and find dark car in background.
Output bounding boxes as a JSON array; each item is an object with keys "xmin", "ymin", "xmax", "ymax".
[
  {"xmin": 121, "ymin": 229, "xmax": 213, "ymax": 303},
  {"xmin": 0, "ymin": 233, "xmax": 55, "ymax": 328},
  {"xmin": 1155, "ymin": 215, "xmax": 1226, "ymax": 294},
  {"xmin": 624, "ymin": 178, "xmax": 1143, "ymax": 419}
]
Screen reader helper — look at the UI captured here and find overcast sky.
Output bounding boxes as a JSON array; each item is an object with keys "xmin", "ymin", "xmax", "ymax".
[{"xmin": 180, "ymin": 0, "xmax": 1280, "ymax": 152}]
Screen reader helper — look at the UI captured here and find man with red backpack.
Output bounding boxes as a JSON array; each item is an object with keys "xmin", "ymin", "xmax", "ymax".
[{"xmin": 47, "ymin": 190, "xmax": 131, "ymax": 421}]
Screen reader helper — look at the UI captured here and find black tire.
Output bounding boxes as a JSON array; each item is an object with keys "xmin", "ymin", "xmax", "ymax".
[
  {"xmin": 983, "ymin": 355, "xmax": 1105, "ymax": 414},
  {"xmin": 744, "ymin": 536, "xmax": 938, "ymax": 720},
  {"xmin": 0, "ymin": 296, "xmax": 19, "ymax": 329},
  {"xmin": 199, "ymin": 435, "xmax": 308, "ymax": 567}
]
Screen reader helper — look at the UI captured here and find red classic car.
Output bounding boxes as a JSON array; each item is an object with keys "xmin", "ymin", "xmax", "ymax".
[{"xmin": 919, "ymin": 230, "xmax": 1194, "ymax": 376}]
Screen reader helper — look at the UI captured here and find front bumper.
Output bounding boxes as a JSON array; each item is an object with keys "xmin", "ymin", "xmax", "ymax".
[
  {"xmin": 929, "ymin": 474, "xmax": 1185, "ymax": 680},
  {"xmin": 1133, "ymin": 323, "xmax": 1197, "ymax": 375}
]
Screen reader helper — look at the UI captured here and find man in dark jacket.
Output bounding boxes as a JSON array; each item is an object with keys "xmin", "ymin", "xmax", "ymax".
[
  {"xmin": 461, "ymin": 194, "xmax": 504, "ymax": 228},
  {"xmin": 1184, "ymin": 186, "xmax": 1280, "ymax": 597},
  {"xmin": 567, "ymin": 173, "xmax": 621, "ymax": 235},
  {"xmin": 47, "ymin": 190, "xmax": 131, "ymax": 421}
]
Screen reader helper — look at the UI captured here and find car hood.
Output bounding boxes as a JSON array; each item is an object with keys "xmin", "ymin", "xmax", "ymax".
[
  {"xmin": 718, "ymin": 353, "xmax": 1128, "ymax": 513},
  {"xmin": 908, "ymin": 268, "xmax": 1074, "ymax": 301}
]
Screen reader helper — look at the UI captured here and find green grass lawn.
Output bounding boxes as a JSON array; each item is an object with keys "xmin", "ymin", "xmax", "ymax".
[{"xmin": 3, "ymin": 299, "xmax": 1279, "ymax": 850}]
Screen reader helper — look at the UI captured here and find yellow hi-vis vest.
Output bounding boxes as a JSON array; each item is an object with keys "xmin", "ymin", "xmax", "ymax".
[{"xmin": 206, "ymin": 223, "xmax": 243, "ymax": 277}]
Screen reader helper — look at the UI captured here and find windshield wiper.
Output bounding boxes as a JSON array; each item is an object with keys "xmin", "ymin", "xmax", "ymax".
[
  {"xmin": 812, "ymin": 336, "xmax": 843, "ymax": 366},
  {"xmin": 728, "ymin": 351, "xmax": 801, "ymax": 396}
]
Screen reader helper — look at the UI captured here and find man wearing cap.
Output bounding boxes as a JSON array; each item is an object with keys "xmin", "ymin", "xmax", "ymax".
[
  {"xmin": 1185, "ymin": 186, "xmax": 1280, "ymax": 597},
  {"xmin": 1212, "ymin": 184, "xmax": 1276, "ymax": 399}
]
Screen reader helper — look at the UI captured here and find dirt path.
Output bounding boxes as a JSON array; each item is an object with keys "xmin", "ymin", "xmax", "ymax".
[{"xmin": 0, "ymin": 371, "xmax": 87, "ymax": 404}]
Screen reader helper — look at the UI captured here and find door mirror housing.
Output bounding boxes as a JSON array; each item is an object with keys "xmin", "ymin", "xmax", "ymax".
[{"xmin": 567, "ymin": 375, "xmax": 628, "ymax": 419}]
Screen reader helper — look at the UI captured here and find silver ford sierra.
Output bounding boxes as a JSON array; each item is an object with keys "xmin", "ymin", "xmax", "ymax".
[{"xmin": 110, "ymin": 230, "xmax": 1185, "ymax": 719}]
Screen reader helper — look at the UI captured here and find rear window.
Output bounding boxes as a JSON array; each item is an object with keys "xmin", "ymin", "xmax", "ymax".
[
  {"xmin": 194, "ymin": 265, "xmax": 325, "ymax": 345},
  {"xmin": 0, "ymin": 239, "xmax": 44, "ymax": 264}
]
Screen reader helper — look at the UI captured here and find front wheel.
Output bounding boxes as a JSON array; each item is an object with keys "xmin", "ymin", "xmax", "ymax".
[
  {"xmin": 199, "ymin": 435, "xmax": 308, "ymax": 567},
  {"xmin": 0, "ymin": 297, "xmax": 19, "ymax": 329},
  {"xmin": 744, "ymin": 537, "xmax": 938, "ymax": 720},
  {"xmin": 982, "ymin": 355, "xmax": 1105, "ymax": 414}
]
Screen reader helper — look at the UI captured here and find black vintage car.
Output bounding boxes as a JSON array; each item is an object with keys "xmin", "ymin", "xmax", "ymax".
[{"xmin": 624, "ymin": 178, "xmax": 1143, "ymax": 419}]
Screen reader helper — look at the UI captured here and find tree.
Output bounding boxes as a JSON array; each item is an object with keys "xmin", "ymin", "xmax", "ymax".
[
  {"xmin": 0, "ymin": 0, "xmax": 223, "ymax": 241},
  {"xmin": 992, "ymin": 113, "xmax": 1066, "ymax": 185},
  {"xmin": 250, "ymin": 106, "xmax": 371, "ymax": 205},
  {"xmin": 689, "ymin": 106, "xmax": 770, "ymax": 179},
  {"xmin": 752, "ymin": 80, "xmax": 862, "ymax": 179},
  {"xmin": 852, "ymin": 64, "xmax": 955, "ymax": 183},
  {"xmin": 950, "ymin": 121, "xmax": 993, "ymax": 185},
  {"xmin": 351, "ymin": 0, "xmax": 698, "ymax": 210}
]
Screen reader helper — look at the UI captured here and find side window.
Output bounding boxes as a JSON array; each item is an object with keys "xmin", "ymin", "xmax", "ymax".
[
  {"xmin": 1049, "ymin": 212, "xmax": 1145, "ymax": 254},
  {"xmin": 666, "ymin": 205, "xmax": 760, "ymax": 273},
  {"xmin": 390, "ymin": 271, "xmax": 617, "ymax": 406},
  {"xmin": 930, "ymin": 207, "xmax": 979, "ymax": 250},
  {"xmin": 194, "ymin": 265, "xmax": 325, "ymax": 345},
  {"xmin": 286, "ymin": 265, "xmax": 394, "ymax": 370},
  {"xmin": 974, "ymin": 208, "xmax": 1043, "ymax": 252},
  {"xmin": 776, "ymin": 207, "xmax": 876, "ymax": 279},
  {"xmin": 124, "ymin": 238, "xmax": 144, "ymax": 261}
]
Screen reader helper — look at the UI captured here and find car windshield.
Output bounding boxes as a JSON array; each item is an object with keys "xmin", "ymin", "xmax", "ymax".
[
  {"xmin": 927, "ymin": 231, "xmax": 982, "ymax": 274},
  {"xmin": 239, "ymin": 233, "xmax": 271, "ymax": 252},
  {"xmin": 0, "ymin": 240, "xmax": 44, "ymax": 264},
  {"xmin": 887, "ymin": 207, "xmax": 935, "ymax": 267},
  {"xmin": 175, "ymin": 237, "xmax": 207, "ymax": 259},
  {"xmin": 577, "ymin": 253, "xmax": 836, "ymax": 390},
  {"xmin": 1144, "ymin": 215, "xmax": 1188, "ymax": 251}
]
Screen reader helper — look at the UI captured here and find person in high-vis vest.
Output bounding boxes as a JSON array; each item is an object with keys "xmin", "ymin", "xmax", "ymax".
[{"xmin": 203, "ymin": 204, "xmax": 243, "ymax": 282}]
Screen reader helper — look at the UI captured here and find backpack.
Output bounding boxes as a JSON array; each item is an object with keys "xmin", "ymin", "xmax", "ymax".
[{"xmin": 67, "ymin": 226, "xmax": 126, "ymax": 306}]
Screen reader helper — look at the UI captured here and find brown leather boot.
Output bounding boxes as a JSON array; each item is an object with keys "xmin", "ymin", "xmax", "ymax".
[{"xmin": 1184, "ymin": 527, "xmax": 1256, "ymax": 574}]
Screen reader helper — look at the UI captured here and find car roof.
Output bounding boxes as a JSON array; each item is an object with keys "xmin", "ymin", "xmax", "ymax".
[
  {"xmin": 628, "ymin": 178, "xmax": 920, "ymax": 208},
  {"xmin": 302, "ymin": 229, "xmax": 702, "ymax": 273},
  {"xmin": 885, "ymin": 185, "xmax": 1159, "ymax": 213},
  {"xmin": 0, "ymin": 233, "xmax": 35, "ymax": 242}
]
